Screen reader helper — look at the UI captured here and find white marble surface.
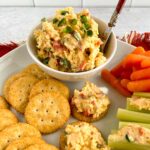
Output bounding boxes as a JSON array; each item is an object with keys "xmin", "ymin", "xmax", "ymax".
[{"xmin": 0, "ymin": 7, "xmax": 149, "ymax": 42}]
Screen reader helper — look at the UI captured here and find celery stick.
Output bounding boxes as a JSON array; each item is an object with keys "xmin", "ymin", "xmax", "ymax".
[
  {"xmin": 117, "ymin": 108, "xmax": 150, "ymax": 124},
  {"xmin": 119, "ymin": 121, "xmax": 150, "ymax": 129},
  {"xmin": 133, "ymin": 92, "xmax": 150, "ymax": 98},
  {"xmin": 108, "ymin": 140, "xmax": 150, "ymax": 150},
  {"xmin": 126, "ymin": 99, "xmax": 150, "ymax": 113}
]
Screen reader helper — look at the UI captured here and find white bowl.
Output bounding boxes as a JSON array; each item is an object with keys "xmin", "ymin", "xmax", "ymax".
[{"xmin": 26, "ymin": 17, "xmax": 117, "ymax": 81}]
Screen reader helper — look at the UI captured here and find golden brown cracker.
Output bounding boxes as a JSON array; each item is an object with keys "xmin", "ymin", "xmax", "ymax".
[
  {"xmin": 6, "ymin": 137, "xmax": 45, "ymax": 150},
  {"xmin": 25, "ymin": 92, "xmax": 70, "ymax": 134},
  {"xmin": 22, "ymin": 64, "xmax": 51, "ymax": 79},
  {"xmin": 24, "ymin": 144, "xmax": 59, "ymax": 150},
  {"xmin": 3, "ymin": 72, "xmax": 27, "ymax": 100},
  {"xmin": 0, "ymin": 109, "xmax": 18, "ymax": 131},
  {"xmin": 0, "ymin": 123, "xmax": 41, "ymax": 150},
  {"xmin": 71, "ymin": 104, "xmax": 110, "ymax": 122},
  {"xmin": 29, "ymin": 79, "xmax": 69, "ymax": 99},
  {"xmin": 8, "ymin": 75, "xmax": 39, "ymax": 113},
  {"xmin": 0, "ymin": 96, "xmax": 9, "ymax": 109}
]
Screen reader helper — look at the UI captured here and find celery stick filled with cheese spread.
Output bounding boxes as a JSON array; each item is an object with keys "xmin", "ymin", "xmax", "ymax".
[{"xmin": 34, "ymin": 7, "xmax": 106, "ymax": 72}]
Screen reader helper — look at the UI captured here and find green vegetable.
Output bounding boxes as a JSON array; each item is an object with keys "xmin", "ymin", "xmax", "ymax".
[
  {"xmin": 53, "ymin": 18, "xmax": 59, "ymax": 24},
  {"xmin": 60, "ymin": 58, "xmax": 70, "ymax": 69},
  {"xmin": 117, "ymin": 108, "xmax": 150, "ymax": 124},
  {"xmin": 58, "ymin": 18, "xmax": 66, "ymax": 27},
  {"xmin": 73, "ymin": 32, "xmax": 81, "ymax": 41},
  {"xmin": 125, "ymin": 134, "xmax": 134, "ymax": 142},
  {"xmin": 84, "ymin": 23, "xmax": 91, "ymax": 30},
  {"xmin": 119, "ymin": 121, "xmax": 150, "ymax": 129},
  {"xmin": 41, "ymin": 17, "xmax": 47, "ymax": 22},
  {"xmin": 87, "ymin": 30, "xmax": 93, "ymax": 36},
  {"xmin": 70, "ymin": 19, "xmax": 77, "ymax": 25},
  {"xmin": 80, "ymin": 15, "xmax": 88, "ymax": 24},
  {"xmin": 108, "ymin": 139, "xmax": 150, "ymax": 150},
  {"xmin": 44, "ymin": 48, "xmax": 51, "ymax": 52},
  {"xmin": 63, "ymin": 26, "xmax": 73, "ymax": 33},
  {"xmin": 126, "ymin": 98, "xmax": 150, "ymax": 113},
  {"xmin": 61, "ymin": 10, "xmax": 69, "ymax": 15},
  {"xmin": 42, "ymin": 58, "xmax": 49, "ymax": 65},
  {"xmin": 133, "ymin": 92, "xmax": 150, "ymax": 98}
]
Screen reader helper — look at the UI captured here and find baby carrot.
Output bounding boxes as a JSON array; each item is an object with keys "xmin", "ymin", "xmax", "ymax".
[
  {"xmin": 101, "ymin": 69, "xmax": 131, "ymax": 96},
  {"xmin": 132, "ymin": 47, "xmax": 145, "ymax": 54},
  {"xmin": 130, "ymin": 68, "xmax": 150, "ymax": 80},
  {"xmin": 120, "ymin": 79, "xmax": 130, "ymax": 89},
  {"xmin": 127, "ymin": 79, "xmax": 150, "ymax": 92},
  {"xmin": 141, "ymin": 59, "xmax": 150, "ymax": 68},
  {"xmin": 120, "ymin": 70, "xmax": 132, "ymax": 79},
  {"xmin": 122, "ymin": 54, "xmax": 149, "ymax": 69},
  {"xmin": 111, "ymin": 61, "xmax": 124, "ymax": 78}
]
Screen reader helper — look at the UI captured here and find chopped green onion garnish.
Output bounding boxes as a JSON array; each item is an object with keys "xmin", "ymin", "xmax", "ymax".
[
  {"xmin": 87, "ymin": 30, "xmax": 93, "ymax": 36},
  {"xmin": 44, "ymin": 48, "xmax": 51, "ymax": 52},
  {"xmin": 73, "ymin": 32, "xmax": 81, "ymax": 41},
  {"xmin": 80, "ymin": 15, "xmax": 88, "ymax": 24},
  {"xmin": 63, "ymin": 26, "xmax": 73, "ymax": 33},
  {"xmin": 58, "ymin": 18, "xmax": 66, "ymax": 27},
  {"xmin": 60, "ymin": 58, "xmax": 70, "ymax": 69},
  {"xmin": 41, "ymin": 17, "xmax": 47, "ymax": 22},
  {"xmin": 42, "ymin": 58, "xmax": 49, "ymax": 65},
  {"xmin": 61, "ymin": 10, "xmax": 69, "ymax": 15},
  {"xmin": 70, "ymin": 19, "xmax": 77, "ymax": 25},
  {"xmin": 53, "ymin": 18, "xmax": 59, "ymax": 24},
  {"xmin": 84, "ymin": 23, "xmax": 91, "ymax": 30},
  {"xmin": 125, "ymin": 134, "xmax": 134, "ymax": 143}
]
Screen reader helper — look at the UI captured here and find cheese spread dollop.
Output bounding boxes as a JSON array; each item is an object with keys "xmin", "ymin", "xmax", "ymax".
[
  {"xmin": 64, "ymin": 122, "xmax": 110, "ymax": 150},
  {"xmin": 34, "ymin": 7, "xmax": 106, "ymax": 72},
  {"xmin": 72, "ymin": 82, "xmax": 110, "ymax": 118}
]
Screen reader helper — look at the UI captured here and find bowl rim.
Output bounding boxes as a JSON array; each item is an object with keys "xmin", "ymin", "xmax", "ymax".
[{"xmin": 26, "ymin": 17, "xmax": 117, "ymax": 77}]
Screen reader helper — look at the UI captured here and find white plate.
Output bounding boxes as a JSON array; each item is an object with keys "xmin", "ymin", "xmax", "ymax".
[{"xmin": 0, "ymin": 40, "xmax": 135, "ymax": 146}]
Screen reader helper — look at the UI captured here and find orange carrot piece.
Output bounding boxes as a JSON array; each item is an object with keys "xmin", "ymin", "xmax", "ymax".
[
  {"xmin": 120, "ymin": 79, "xmax": 130, "ymax": 89},
  {"xmin": 141, "ymin": 59, "xmax": 150, "ymax": 68},
  {"xmin": 144, "ymin": 51, "xmax": 150, "ymax": 57},
  {"xmin": 111, "ymin": 61, "xmax": 124, "ymax": 78},
  {"xmin": 132, "ymin": 47, "xmax": 145, "ymax": 54},
  {"xmin": 101, "ymin": 69, "xmax": 131, "ymax": 97},
  {"xmin": 122, "ymin": 54, "xmax": 149, "ymax": 69},
  {"xmin": 127, "ymin": 79, "xmax": 150, "ymax": 92},
  {"xmin": 130, "ymin": 68, "xmax": 150, "ymax": 80},
  {"xmin": 120, "ymin": 70, "xmax": 132, "ymax": 79}
]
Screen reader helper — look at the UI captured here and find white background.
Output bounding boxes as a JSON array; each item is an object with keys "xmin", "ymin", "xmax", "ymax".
[{"xmin": 0, "ymin": 0, "xmax": 150, "ymax": 7}]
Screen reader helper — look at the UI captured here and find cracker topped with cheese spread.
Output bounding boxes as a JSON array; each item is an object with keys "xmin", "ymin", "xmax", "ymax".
[
  {"xmin": 60, "ymin": 121, "xmax": 110, "ymax": 150},
  {"xmin": 71, "ymin": 81, "xmax": 110, "ymax": 122}
]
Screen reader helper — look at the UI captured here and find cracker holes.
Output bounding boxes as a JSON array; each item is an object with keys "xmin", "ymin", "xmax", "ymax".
[
  {"xmin": 7, "ymin": 140, "xmax": 10, "ymax": 143},
  {"xmin": 46, "ymin": 109, "xmax": 49, "ymax": 113},
  {"xmin": 41, "ymin": 119, "xmax": 44, "ymax": 122},
  {"xmin": 18, "ymin": 135, "xmax": 21, "ymax": 138},
  {"xmin": 51, "ymin": 101, "xmax": 53, "ymax": 104},
  {"xmin": 35, "ymin": 109, "xmax": 39, "ymax": 112},
  {"xmin": 41, "ymin": 100, "xmax": 43, "ymax": 103},
  {"xmin": 41, "ymin": 89, "xmax": 44, "ymax": 92},
  {"xmin": 50, "ymin": 87, "xmax": 53, "ymax": 90},
  {"xmin": 19, "ymin": 98, "xmax": 22, "ymax": 102},
  {"xmin": 28, "ymin": 84, "xmax": 31, "ymax": 88},
  {"xmin": 51, "ymin": 120, "xmax": 54, "ymax": 123},
  {"xmin": 56, "ymin": 110, "xmax": 59, "ymax": 114}
]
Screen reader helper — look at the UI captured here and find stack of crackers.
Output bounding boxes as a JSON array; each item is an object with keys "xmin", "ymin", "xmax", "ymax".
[{"xmin": 0, "ymin": 64, "xmax": 71, "ymax": 149}]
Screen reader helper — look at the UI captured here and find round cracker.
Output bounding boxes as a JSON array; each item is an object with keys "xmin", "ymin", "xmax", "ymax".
[
  {"xmin": 29, "ymin": 79, "xmax": 70, "ymax": 100},
  {"xmin": 24, "ymin": 144, "xmax": 59, "ymax": 150},
  {"xmin": 8, "ymin": 75, "xmax": 39, "ymax": 113},
  {"xmin": 0, "ymin": 96, "xmax": 9, "ymax": 109},
  {"xmin": 6, "ymin": 137, "xmax": 45, "ymax": 150},
  {"xmin": 71, "ymin": 104, "xmax": 110, "ymax": 122},
  {"xmin": 25, "ymin": 92, "xmax": 70, "ymax": 134},
  {"xmin": 3, "ymin": 72, "xmax": 28, "ymax": 100},
  {"xmin": 0, "ymin": 123, "xmax": 41, "ymax": 150},
  {"xmin": 22, "ymin": 64, "xmax": 51, "ymax": 80},
  {"xmin": 0, "ymin": 109, "xmax": 18, "ymax": 131}
]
